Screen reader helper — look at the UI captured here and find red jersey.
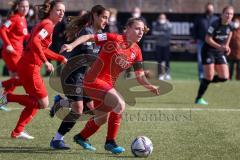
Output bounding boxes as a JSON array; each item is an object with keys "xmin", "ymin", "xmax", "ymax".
[
  {"xmin": 85, "ymin": 33, "xmax": 143, "ymax": 86},
  {"xmin": 0, "ymin": 13, "xmax": 28, "ymax": 52},
  {"xmin": 21, "ymin": 18, "xmax": 64, "ymax": 66}
]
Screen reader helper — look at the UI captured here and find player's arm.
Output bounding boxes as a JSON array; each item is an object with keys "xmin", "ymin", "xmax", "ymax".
[
  {"xmin": 60, "ymin": 34, "xmax": 95, "ymax": 53},
  {"xmin": 44, "ymin": 48, "xmax": 67, "ymax": 64},
  {"xmin": 133, "ymin": 62, "xmax": 159, "ymax": 95},
  {"xmin": 0, "ymin": 19, "xmax": 15, "ymax": 53},
  {"xmin": 224, "ymin": 31, "xmax": 232, "ymax": 55}
]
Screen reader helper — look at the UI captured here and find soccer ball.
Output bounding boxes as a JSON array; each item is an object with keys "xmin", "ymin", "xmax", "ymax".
[{"xmin": 131, "ymin": 136, "xmax": 153, "ymax": 157}]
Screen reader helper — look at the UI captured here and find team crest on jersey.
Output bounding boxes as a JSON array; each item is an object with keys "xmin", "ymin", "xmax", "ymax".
[
  {"xmin": 23, "ymin": 28, "xmax": 28, "ymax": 35},
  {"xmin": 130, "ymin": 52, "xmax": 136, "ymax": 60}
]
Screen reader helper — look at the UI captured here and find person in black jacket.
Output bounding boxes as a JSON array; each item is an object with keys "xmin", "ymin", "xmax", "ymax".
[{"xmin": 193, "ymin": 3, "xmax": 218, "ymax": 80}]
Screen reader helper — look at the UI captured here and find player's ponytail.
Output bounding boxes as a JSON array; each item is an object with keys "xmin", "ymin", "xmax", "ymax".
[
  {"xmin": 65, "ymin": 4, "xmax": 107, "ymax": 42},
  {"xmin": 36, "ymin": 0, "xmax": 63, "ymax": 20},
  {"xmin": 65, "ymin": 12, "xmax": 91, "ymax": 42}
]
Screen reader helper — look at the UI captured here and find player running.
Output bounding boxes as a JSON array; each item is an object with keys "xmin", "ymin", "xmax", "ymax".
[
  {"xmin": 0, "ymin": 0, "xmax": 30, "ymax": 111},
  {"xmin": 195, "ymin": 6, "xmax": 234, "ymax": 105},
  {"xmin": 50, "ymin": 5, "xmax": 110, "ymax": 150},
  {"xmin": 61, "ymin": 17, "xmax": 160, "ymax": 154},
  {"xmin": 0, "ymin": 0, "xmax": 67, "ymax": 139}
]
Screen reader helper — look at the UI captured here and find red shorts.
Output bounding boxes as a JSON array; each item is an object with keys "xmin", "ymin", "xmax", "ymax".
[
  {"xmin": 84, "ymin": 78, "xmax": 113, "ymax": 112},
  {"xmin": 2, "ymin": 49, "xmax": 22, "ymax": 73},
  {"xmin": 17, "ymin": 60, "xmax": 47, "ymax": 99}
]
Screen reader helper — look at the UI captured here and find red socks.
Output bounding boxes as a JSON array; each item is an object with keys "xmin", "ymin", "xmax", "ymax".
[
  {"xmin": 106, "ymin": 112, "xmax": 122, "ymax": 140},
  {"xmin": 12, "ymin": 107, "xmax": 39, "ymax": 134},
  {"xmin": 7, "ymin": 93, "xmax": 40, "ymax": 135},
  {"xmin": 80, "ymin": 118, "xmax": 100, "ymax": 140}
]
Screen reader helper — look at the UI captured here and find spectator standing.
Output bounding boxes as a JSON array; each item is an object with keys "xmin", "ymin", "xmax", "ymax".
[
  {"xmin": 229, "ymin": 17, "xmax": 240, "ymax": 80},
  {"xmin": 152, "ymin": 13, "xmax": 172, "ymax": 80},
  {"xmin": 193, "ymin": 2, "xmax": 218, "ymax": 80}
]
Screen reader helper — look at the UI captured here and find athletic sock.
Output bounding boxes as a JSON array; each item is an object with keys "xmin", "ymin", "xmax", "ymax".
[
  {"xmin": 211, "ymin": 75, "xmax": 227, "ymax": 83},
  {"xmin": 196, "ymin": 78, "xmax": 211, "ymax": 100},
  {"xmin": 79, "ymin": 118, "xmax": 100, "ymax": 140},
  {"xmin": 57, "ymin": 110, "xmax": 80, "ymax": 136},
  {"xmin": 13, "ymin": 107, "xmax": 39, "ymax": 134},
  {"xmin": 106, "ymin": 112, "xmax": 122, "ymax": 141}
]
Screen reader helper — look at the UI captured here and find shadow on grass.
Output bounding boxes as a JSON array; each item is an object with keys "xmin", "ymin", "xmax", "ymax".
[
  {"xmin": 95, "ymin": 152, "xmax": 135, "ymax": 158},
  {"xmin": 0, "ymin": 146, "xmax": 81, "ymax": 154}
]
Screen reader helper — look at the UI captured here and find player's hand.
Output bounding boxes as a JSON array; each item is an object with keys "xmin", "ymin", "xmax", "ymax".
[
  {"xmin": 61, "ymin": 58, "xmax": 68, "ymax": 64},
  {"xmin": 6, "ymin": 45, "xmax": 15, "ymax": 53},
  {"xmin": 60, "ymin": 44, "xmax": 73, "ymax": 53},
  {"xmin": 45, "ymin": 61, "xmax": 54, "ymax": 72},
  {"xmin": 150, "ymin": 85, "xmax": 160, "ymax": 95},
  {"xmin": 225, "ymin": 46, "xmax": 231, "ymax": 56}
]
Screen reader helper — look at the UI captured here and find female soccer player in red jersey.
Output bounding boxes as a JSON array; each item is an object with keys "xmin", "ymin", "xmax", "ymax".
[
  {"xmin": 0, "ymin": 0, "xmax": 67, "ymax": 139},
  {"xmin": 0, "ymin": 0, "xmax": 30, "ymax": 111},
  {"xmin": 61, "ymin": 17, "xmax": 159, "ymax": 153}
]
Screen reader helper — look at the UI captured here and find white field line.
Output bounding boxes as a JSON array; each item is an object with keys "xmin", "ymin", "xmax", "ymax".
[{"xmin": 4, "ymin": 107, "xmax": 240, "ymax": 112}]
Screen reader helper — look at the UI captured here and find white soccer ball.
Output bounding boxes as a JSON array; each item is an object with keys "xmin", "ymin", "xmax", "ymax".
[{"xmin": 131, "ymin": 136, "xmax": 153, "ymax": 157}]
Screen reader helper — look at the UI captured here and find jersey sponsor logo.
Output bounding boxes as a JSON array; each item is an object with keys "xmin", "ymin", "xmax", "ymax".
[
  {"xmin": 23, "ymin": 28, "xmax": 28, "ymax": 35},
  {"xmin": 115, "ymin": 56, "xmax": 131, "ymax": 69},
  {"xmin": 215, "ymin": 35, "xmax": 228, "ymax": 40},
  {"xmin": 4, "ymin": 20, "xmax": 12, "ymax": 28},
  {"xmin": 38, "ymin": 28, "xmax": 48, "ymax": 39},
  {"xmin": 97, "ymin": 33, "xmax": 107, "ymax": 41},
  {"xmin": 208, "ymin": 26, "xmax": 214, "ymax": 34}
]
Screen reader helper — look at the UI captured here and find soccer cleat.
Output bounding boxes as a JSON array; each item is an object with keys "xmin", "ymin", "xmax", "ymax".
[
  {"xmin": 165, "ymin": 74, "xmax": 172, "ymax": 80},
  {"xmin": 50, "ymin": 138, "xmax": 70, "ymax": 150},
  {"xmin": 195, "ymin": 98, "xmax": 208, "ymax": 105},
  {"xmin": 158, "ymin": 74, "xmax": 165, "ymax": 80},
  {"xmin": 73, "ymin": 134, "xmax": 96, "ymax": 151},
  {"xmin": 105, "ymin": 141, "xmax": 125, "ymax": 154},
  {"xmin": 0, "ymin": 105, "xmax": 9, "ymax": 112},
  {"xmin": 49, "ymin": 95, "xmax": 63, "ymax": 118},
  {"xmin": 11, "ymin": 131, "xmax": 34, "ymax": 140},
  {"xmin": 0, "ymin": 93, "xmax": 7, "ymax": 106}
]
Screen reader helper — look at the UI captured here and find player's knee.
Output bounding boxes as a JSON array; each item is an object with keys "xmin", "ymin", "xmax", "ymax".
[
  {"xmin": 113, "ymin": 99, "xmax": 125, "ymax": 114},
  {"xmin": 71, "ymin": 102, "xmax": 83, "ymax": 114},
  {"xmin": 39, "ymin": 100, "xmax": 49, "ymax": 109}
]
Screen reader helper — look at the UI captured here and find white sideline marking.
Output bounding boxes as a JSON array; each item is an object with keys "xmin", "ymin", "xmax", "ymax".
[
  {"xmin": 5, "ymin": 107, "xmax": 240, "ymax": 112},
  {"xmin": 127, "ymin": 108, "xmax": 240, "ymax": 112}
]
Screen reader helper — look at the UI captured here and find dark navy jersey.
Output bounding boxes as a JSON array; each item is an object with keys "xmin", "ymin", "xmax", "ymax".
[
  {"xmin": 65, "ymin": 26, "xmax": 101, "ymax": 59},
  {"xmin": 62, "ymin": 26, "xmax": 102, "ymax": 77},
  {"xmin": 203, "ymin": 18, "xmax": 234, "ymax": 51}
]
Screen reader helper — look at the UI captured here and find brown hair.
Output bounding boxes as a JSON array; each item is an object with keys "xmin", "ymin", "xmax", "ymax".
[
  {"xmin": 222, "ymin": 5, "xmax": 234, "ymax": 14},
  {"xmin": 65, "ymin": 4, "xmax": 108, "ymax": 42},
  {"xmin": 7, "ymin": 0, "xmax": 29, "ymax": 17},
  {"xmin": 126, "ymin": 17, "xmax": 149, "ymax": 34},
  {"xmin": 36, "ymin": 0, "xmax": 63, "ymax": 20}
]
